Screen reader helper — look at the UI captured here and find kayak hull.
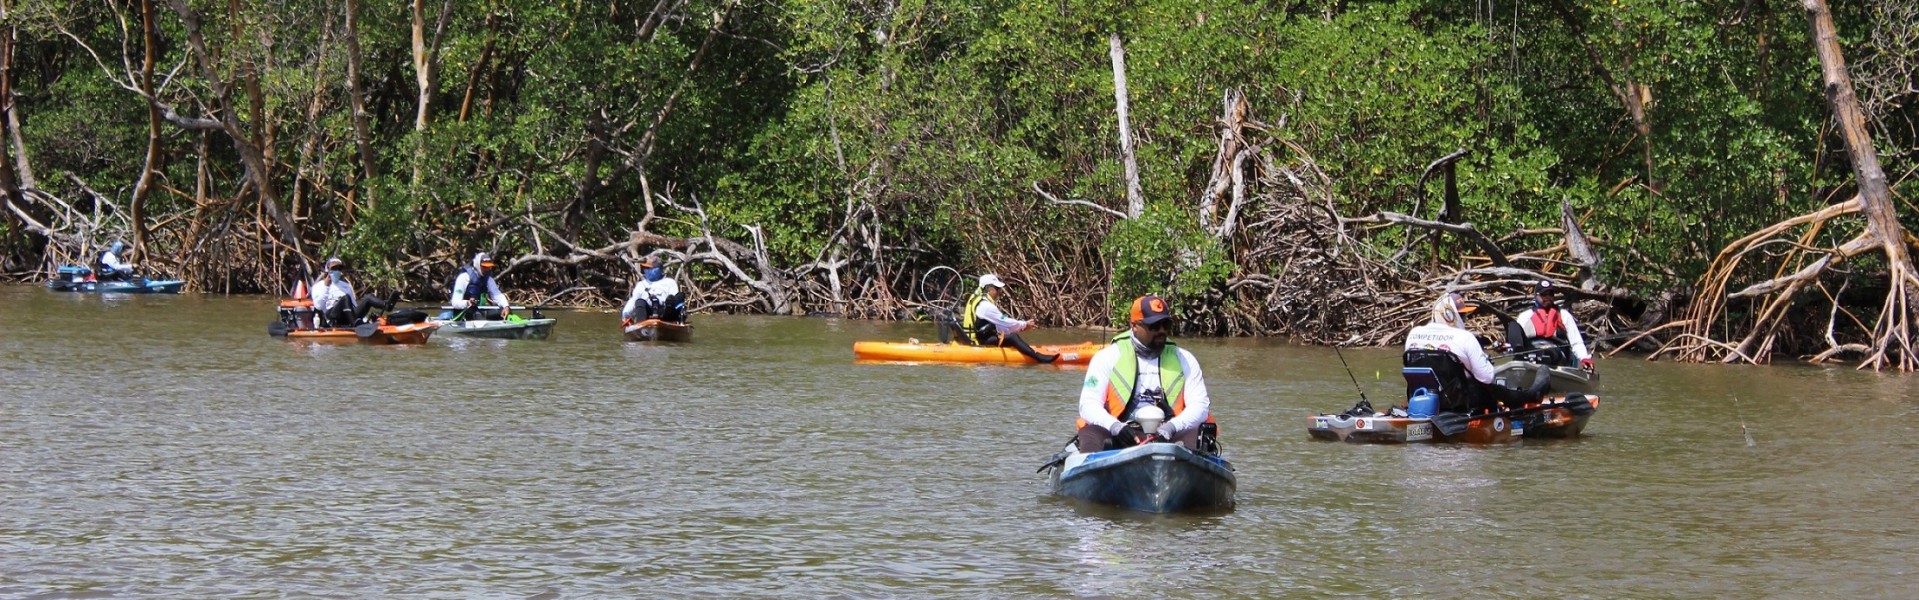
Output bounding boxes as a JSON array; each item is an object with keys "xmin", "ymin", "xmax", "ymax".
[
  {"xmin": 278, "ymin": 322, "xmax": 440, "ymax": 345},
  {"xmin": 47, "ymin": 279, "xmax": 184, "ymax": 294},
  {"xmin": 624, "ymin": 319, "xmax": 692, "ymax": 342},
  {"xmin": 438, "ymin": 318, "xmax": 556, "ymax": 340},
  {"xmin": 1050, "ymin": 443, "xmax": 1235, "ymax": 513},
  {"xmin": 1307, "ymin": 394, "xmax": 1599, "ymax": 444},
  {"xmin": 852, "ymin": 340, "xmax": 1101, "ymax": 365}
]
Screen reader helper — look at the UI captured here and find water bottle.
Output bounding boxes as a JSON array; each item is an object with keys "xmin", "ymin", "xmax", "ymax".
[{"xmin": 1407, "ymin": 387, "xmax": 1437, "ymax": 418}]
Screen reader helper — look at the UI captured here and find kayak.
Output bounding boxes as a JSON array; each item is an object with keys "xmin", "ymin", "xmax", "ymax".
[
  {"xmin": 1045, "ymin": 442, "xmax": 1236, "ymax": 513},
  {"xmin": 1308, "ymin": 356, "xmax": 1601, "ymax": 444},
  {"xmin": 271, "ymin": 300, "xmax": 438, "ymax": 345},
  {"xmin": 436, "ymin": 316, "xmax": 557, "ymax": 339},
  {"xmin": 1307, "ymin": 394, "xmax": 1600, "ymax": 443},
  {"xmin": 624, "ymin": 319, "xmax": 692, "ymax": 342},
  {"xmin": 277, "ymin": 321, "xmax": 440, "ymax": 345},
  {"xmin": 852, "ymin": 340, "xmax": 1102, "ymax": 365},
  {"xmin": 47, "ymin": 266, "xmax": 182, "ymax": 294}
]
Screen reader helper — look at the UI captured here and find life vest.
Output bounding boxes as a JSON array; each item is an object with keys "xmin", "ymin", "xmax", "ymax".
[
  {"xmin": 960, "ymin": 291, "xmax": 993, "ymax": 345},
  {"xmin": 1528, "ymin": 305, "xmax": 1564, "ymax": 340},
  {"xmin": 1077, "ymin": 333, "xmax": 1212, "ymax": 429},
  {"xmin": 452, "ymin": 266, "xmax": 494, "ymax": 303}
]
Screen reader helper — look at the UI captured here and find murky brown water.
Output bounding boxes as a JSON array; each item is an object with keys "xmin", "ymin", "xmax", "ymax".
[{"xmin": 2, "ymin": 285, "xmax": 1916, "ymax": 597}]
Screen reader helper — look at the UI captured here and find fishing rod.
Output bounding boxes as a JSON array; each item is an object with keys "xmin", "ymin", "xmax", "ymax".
[{"xmin": 1331, "ymin": 342, "xmax": 1370, "ymax": 406}]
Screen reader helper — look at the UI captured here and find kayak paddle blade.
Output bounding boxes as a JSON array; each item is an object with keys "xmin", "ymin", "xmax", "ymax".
[
  {"xmin": 267, "ymin": 321, "xmax": 291, "ymax": 337},
  {"xmin": 354, "ymin": 322, "xmax": 381, "ymax": 338}
]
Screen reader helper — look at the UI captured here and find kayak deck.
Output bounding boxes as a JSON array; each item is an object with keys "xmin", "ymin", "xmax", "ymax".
[
  {"xmin": 852, "ymin": 340, "xmax": 1101, "ymax": 365},
  {"xmin": 623, "ymin": 319, "xmax": 693, "ymax": 342},
  {"xmin": 47, "ymin": 279, "xmax": 184, "ymax": 294},
  {"xmin": 1050, "ymin": 443, "xmax": 1236, "ymax": 513},
  {"xmin": 1307, "ymin": 394, "xmax": 1600, "ymax": 444},
  {"xmin": 437, "ymin": 317, "xmax": 557, "ymax": 340},
  {"xmin": 276, "ymin": 321, "xmax": 440, "ymax": 345}
]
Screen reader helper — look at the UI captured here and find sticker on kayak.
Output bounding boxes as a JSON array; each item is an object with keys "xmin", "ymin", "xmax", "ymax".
[
  {"xmin": 1060, "ymin": 353, "xmax": 1081, "ymax": 361},
  {"xmin": 1492, "ymin": 417, "xmax": 1506, "ymax": 432},
  {"xmin": 1405, "ymin": 422, "xmax": 1433, "ymax": 441}
]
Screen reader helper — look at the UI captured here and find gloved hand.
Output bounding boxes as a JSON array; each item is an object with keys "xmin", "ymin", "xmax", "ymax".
[
  {"xmin": 500, "ymin": 306, "xmax": 511, "ymax": 319},
  {"xmin": 1580, "ymin": 358, "xmax": 1595, "ymax": 371},
  {"xmin": 1108, "ymin": 421, "xmax": 1129, "ymax": 436},
  {"xmin": 1155, "ymin": 423, "xmax": 1177, "ymax": 441}
]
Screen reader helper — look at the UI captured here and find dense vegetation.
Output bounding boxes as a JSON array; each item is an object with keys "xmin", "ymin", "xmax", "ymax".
[{"xmin": 3, "ymin": 0, "xmax": 1916, "ymax": 366}]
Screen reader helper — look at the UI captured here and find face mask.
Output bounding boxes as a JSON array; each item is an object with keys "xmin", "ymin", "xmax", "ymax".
[
  {"xmin": 644, "ymin": 267, "xmax": 663, "ymax": 282},
  {"xmin": 329, "ymin": 270, "xmax": 343, "ymax": 283},
  {"xmin": 1133, "ymin": 328, "xmax": 1166, "ymax": 354}
]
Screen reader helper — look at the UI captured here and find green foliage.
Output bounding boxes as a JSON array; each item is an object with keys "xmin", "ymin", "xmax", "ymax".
[{"xmin": 1104, "ymin": 202, "xmax": 1228, "ymax": 327}]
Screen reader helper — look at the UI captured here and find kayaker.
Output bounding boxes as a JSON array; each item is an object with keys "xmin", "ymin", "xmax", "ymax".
[
  {"xmin": 310, "ymin": 257, "xmax": 388, "ymax": 327},
  {"xmin": 1075, "ymin": 295, "xmax": 1211, "ymax": 452},
  {"xmin": 960, "ymin": 273, "xmax": 1058, "ymax": 363},
  {"xmin": 1504, "ymin": 280, "xmax": 1594, "ymax": 372},
  {"xmin": 450, "ymin": 252, "xmax": 511, "ymax": 320},
  {"xmin": 96, "ymin": 241, "xmax": 138, "ymax": 281},
  {"xmin": 621, "ymin": 258, "xmax": 686, "ymax": 323},
  {"xmin": 1404, "ymin": 292, "xmax": 1545, "ymax": 414}
]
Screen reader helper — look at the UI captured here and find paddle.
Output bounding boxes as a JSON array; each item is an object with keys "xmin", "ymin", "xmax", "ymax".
[
  {"xmin": 354, "ymin": 321, "xmax": 382, "ymax": 338},
  {"xmin": 267, "ymin": 321, "xmax": 292, "ymax": 336},
  {"xmin": 1430, "ymin": 395, "xmax": 1596, "ymax": 437}
]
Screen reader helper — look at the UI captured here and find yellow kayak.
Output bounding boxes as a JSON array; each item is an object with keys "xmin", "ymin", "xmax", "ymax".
[{"xmin": 852, "ymin": 340, "xmax": 1103, "ymax": 365}]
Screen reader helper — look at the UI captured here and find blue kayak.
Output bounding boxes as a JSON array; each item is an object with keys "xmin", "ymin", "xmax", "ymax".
[
  {"xmin": 47, "ymin": 266, "xmax": 183, "ymax": 294},
  {"xmin": 1048, "ymin": 442, "xmax": 1236, "ymax": 513}
]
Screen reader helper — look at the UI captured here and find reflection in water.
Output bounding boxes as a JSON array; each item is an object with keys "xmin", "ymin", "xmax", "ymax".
[{"xmin": 1, "ymin": 285, "xmax": 1916, "ymax": 597}]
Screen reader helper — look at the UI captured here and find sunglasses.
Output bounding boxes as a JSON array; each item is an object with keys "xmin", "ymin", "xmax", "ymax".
[{"xmin": 1142, "ymin": 320, "xmax": 1172, "ymax": 332}]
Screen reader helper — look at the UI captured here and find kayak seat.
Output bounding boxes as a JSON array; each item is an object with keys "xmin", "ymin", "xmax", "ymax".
[{"xmin": 1403, "ymin": 350, "xmax": 1486, "ymax": 414}]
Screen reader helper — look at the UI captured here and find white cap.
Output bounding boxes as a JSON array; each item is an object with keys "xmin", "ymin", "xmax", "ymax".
[{"xmin": 978, "ymin": 274, "xmax": 1005, "ymax": 289}]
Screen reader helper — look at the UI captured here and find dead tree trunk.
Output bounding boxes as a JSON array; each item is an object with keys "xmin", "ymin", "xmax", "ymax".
[
  {"xmin": 1110, "ymin": 33, "xmax": 1144, "ymax": 218},
  {"xmin": 1803, "ymin": 0, "xmax": 1918, "ymax": 370}
]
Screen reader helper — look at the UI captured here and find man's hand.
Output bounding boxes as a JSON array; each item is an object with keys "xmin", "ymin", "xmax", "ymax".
[{"xmin": 1580, "ymin": 358, "xmax": 1595, "ymax": 372}]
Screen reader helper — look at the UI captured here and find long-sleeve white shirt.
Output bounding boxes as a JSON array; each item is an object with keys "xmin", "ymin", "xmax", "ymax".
[
  {"xmin": 100, "ymin": 251, "xmax": 131, "ymax": 273},
  {"xmin": 1078, "ymin": 335, "xmax": 1211, "ymax": 435},
  {"xmin": 311, "ymin": 275, "xmax": 357, "ymax": 313},
  {"xmin": 1515, "ymin": 306, "xmax": 1591, "ymax": 360},
  {"xmin": 1403, "ymin": 322, "xmax": 1497, "ymax": 384},
  {"xmin": 973, "ymin": 296, "xmax": 1029, "ymax": 335},
  {"xmin": 450, "ymin": 271, "xmax": 508, "ymax": 310},
  {"xmin": 621, "ymin": 277, "xmax": 681, "ymax": 319}
]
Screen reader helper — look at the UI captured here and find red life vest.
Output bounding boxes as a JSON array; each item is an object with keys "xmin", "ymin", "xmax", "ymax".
[{"xmin": 1530, "ymin": 306, "xmax": 1563, "ymax": 339}]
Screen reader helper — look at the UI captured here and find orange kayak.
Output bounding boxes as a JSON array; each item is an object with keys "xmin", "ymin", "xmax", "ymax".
[
  {"xmin": 852, "ymin": 340, "xmax": 1103, "ymax": 365},
  {"xmin": 283, "ymin": 321, "xmax": 440, "ymax": 345}
]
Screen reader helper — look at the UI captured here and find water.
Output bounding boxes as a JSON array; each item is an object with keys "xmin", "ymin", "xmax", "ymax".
[{"xmin": 2, "ymin": 285, "xmax": 1915, "ymax": 597}]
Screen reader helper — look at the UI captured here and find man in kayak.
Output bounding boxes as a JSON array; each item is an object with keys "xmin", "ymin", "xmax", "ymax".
[
  {"xmin": 96, "ymin": 241, "xmax": 139, "ymax": 281},
  {"xmin": 1075, "ymin": 294, "xmax": 1211, "ymax": 452},
  {"xmin": 1504, "ymin": 280, "xmax": 1594, "ymax": 372},
  {"xmin": 1405, "ymin": 292, "xmax": 1545, "ymax": 414},
  {"xmin": 961, "ymin": 273, "xmax": 1058, "ymax": 363},
  {"xmin": 621, "ymin": 258, "xmax": 686, "ymax": 324},
  {"xmin": 450, "ymin": 252, "xmax": 511, "ymax": 320},
  {"xmin": 310, "ymin": 257, "xmax": 388, "ymax": 327}
]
